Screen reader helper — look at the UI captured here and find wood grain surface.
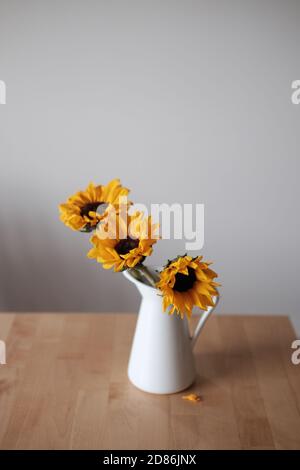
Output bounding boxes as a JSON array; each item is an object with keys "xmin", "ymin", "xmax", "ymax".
[{"xmin": 0, "ymin": 313, "xmax": 299, "ymax": 450}]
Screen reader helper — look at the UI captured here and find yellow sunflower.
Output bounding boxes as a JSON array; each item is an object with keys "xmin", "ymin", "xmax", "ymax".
[
  {"xmin": 156, "ymin": 255, "xmax": 219, "ymax": 319},
  {"xmin": 59, "ymin": 179, "xmax": 130, "ymax": 232},
  {"xmin": 87, "ymin": 211, "xmax": 159, "ymax": 271}
]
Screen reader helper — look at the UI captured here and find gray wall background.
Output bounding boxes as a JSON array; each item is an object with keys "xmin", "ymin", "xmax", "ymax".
[{"xmin": 0, "ymin": 0, "xmax": 299, "ymax": 331}]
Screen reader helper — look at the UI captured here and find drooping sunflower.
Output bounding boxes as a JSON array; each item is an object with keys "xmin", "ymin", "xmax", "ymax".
[
  {"xmin": 59, "ymin": 179, "xmax": 130, "ymax": 232},
  {"xmin": 87, "ymin": 211, "xmax": 159, "ymax": 271},
  {"xmin": 156, "ymin": 255, "xmax": 219, "ymax": 319}
]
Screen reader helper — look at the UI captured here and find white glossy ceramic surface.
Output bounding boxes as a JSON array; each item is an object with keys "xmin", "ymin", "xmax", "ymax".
[{"xmin": 123, "ymin": 268, "xmax": 219, "ymax": 394}]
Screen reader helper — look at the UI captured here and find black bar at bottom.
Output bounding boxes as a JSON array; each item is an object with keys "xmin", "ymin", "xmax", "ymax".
[{"xmin": 0, "ymin": 449, "xmax": 298, "ymax": 466}]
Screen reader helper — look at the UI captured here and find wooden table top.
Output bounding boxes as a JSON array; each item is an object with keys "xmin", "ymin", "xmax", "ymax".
[{"xmin": 0, "ymin": 313, "xmax": 300, "ymax": 450}]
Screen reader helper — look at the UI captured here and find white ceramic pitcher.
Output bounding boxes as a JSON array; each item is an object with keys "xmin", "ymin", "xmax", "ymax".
[{"xmin": 123, "ymin": 268, "xmax": 219, "ymax": 394}]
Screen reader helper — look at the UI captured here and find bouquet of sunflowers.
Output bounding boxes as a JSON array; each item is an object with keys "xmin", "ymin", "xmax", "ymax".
[{"xmin": 59, "ymin": 179, "xmax": 219, "ymax": 319}]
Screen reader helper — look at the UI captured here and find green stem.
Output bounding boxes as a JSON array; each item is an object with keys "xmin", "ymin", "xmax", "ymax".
[
  {"xmin": 130, "ymin": 265, "xmax": 159, "ymax": 288},
  {"xmin": 128, "ymin": 267, "xmax": 144, "ymax": 283}
]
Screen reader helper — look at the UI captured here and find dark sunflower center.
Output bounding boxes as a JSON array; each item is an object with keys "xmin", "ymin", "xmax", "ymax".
[
  {"xmin": 115, "ymin": 237, "xmax": 139, "ymax": 255},
  {"xmin": 173, "ymin": 267, "xmax": 197, "ymax": 292},
  {"xmin": 80, "ymin": 202, "xmax": 106, "ymax": 219}
]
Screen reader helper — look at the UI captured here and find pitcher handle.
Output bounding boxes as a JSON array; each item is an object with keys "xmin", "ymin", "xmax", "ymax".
[{"xmin": 190, "ymin": 294, "xmax": 219, "ymax": 349}]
